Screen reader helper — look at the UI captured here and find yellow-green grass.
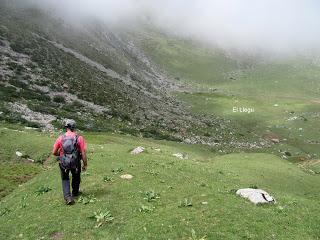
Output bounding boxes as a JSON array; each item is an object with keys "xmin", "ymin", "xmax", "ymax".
[{"xmin": 1, "ymin": 127, "xmax": 320, "ymax": 239}]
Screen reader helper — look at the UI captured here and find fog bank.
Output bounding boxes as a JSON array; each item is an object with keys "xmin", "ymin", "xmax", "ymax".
[{"xmin": 22, "ymin": 0, "xmax": 320, "ymax": 55}]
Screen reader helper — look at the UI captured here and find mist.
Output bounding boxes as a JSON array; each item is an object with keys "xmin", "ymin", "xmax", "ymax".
[{"xmin": 22, "ymin": 0, "xmax": 320, "ymax": 56}]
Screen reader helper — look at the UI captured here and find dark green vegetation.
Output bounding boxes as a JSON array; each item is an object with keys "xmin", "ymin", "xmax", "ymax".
[{"xmin": 1, "ymin": 125, "xmax": 320, "ymax": 239}]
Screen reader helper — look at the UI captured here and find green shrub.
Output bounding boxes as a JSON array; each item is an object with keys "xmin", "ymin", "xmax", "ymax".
[
  {"xmin": 20, "ymin": 89, "xmax": 50, "ymax": 102},
  {"xmin": 9, "ymin": 78, "xmax": 28, "ymax": 89},
  {"xmin": 53, "ymin": 95, "xmax": 65, "ymax": 103},
  {"xmin": 0, "ymin": 86, "xmax": 19, "ymax": 101}
]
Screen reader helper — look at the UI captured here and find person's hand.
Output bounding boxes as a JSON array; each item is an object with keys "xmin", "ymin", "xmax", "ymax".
[{"xmin": 82, "ymin": 164, "xmax": 87, "ymax": 171}]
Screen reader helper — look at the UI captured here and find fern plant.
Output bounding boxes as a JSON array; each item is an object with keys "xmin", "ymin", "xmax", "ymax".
[{"xmin": 90, "ymin": 209, "xmax": 114, "ymax": 228}]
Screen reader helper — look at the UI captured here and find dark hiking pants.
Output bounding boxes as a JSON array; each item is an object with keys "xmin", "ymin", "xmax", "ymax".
[{"xmin": 59, "ymin": 163, "xmax": 81, "ymax": 199}]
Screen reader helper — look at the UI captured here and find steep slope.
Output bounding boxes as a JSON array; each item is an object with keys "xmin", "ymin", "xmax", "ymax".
[{"xmin": 0, "ymin": 0, "xmax": 265, "ymax": 150}]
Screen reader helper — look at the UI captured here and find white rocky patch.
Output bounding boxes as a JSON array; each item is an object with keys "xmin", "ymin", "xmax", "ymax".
[
  {"xmin": 130, "ymin": 146, "xmax": 145, "ymax": 155},
  {"xmin": 8, "ymin": 102, "xmax": 56, "ymax": 131},
  {"xmin": 236, "ymin": 188, "xmax": 276, "ymax": 204},
  {"xmin": 49, "ymin": 91, "xmax": 109, "ymax": 114}
]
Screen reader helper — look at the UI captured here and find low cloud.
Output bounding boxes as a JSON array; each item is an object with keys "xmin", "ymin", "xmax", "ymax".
[{"xmin": 21, "ymin": 0, "xmax": 320, "ymax": 55}]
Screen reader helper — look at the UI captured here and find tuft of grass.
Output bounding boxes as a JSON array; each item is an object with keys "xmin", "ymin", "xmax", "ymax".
[
  {"xmin": 178, "ymin": 198, "xmax": 193, "ymax": 208},
  {"xmin": 78, "ymin": 195, "xmax": 97, "ymax": 205},
  {"xmin": 34, "ymin": 185, "xmax": 51, "ymax": 196},
  {"xmin": 143, "ymin": 190, "xmax": 160, "ymax": 202},
  {"xmin": 189, "ymin": 229, "xmax": 207, "ymax": 240},
  {"xmin": 138, "ymin": 204, "xmax": 155, "ymax": 213},
  {"xmin": 0, "ymin": 207, "xmax": 11, "ymax": 217},
  {"xmin": 20, "ymin": 194, "xmax": 28, "ymax": 209},
  {"xmin": 103, "ymin": 176, "xmax": 113, "ymax": 182},
  {"xmin": 111, "ymin": 167, "xmax": 123, "ymax": 174}
]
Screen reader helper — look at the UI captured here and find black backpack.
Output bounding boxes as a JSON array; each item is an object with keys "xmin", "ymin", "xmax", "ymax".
[{"xmin": 60, "ymin": 134, "xmax": 80, "ymax": 171}]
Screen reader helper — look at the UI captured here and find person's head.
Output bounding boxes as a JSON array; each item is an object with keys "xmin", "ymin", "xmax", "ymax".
[{"xmin": 64, "ymin": 119, "xmax": 76, "ymax": 132}]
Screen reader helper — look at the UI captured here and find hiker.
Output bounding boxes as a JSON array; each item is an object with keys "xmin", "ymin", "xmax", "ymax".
[{"xmin": 52, "ymin": 119, "xmax": 88, "ymax": 205}]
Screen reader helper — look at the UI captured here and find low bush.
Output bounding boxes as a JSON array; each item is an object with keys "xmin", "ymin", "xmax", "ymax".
[{"xmin": 53, "ymin": 95, "xmax": 66, "ymax": 103}]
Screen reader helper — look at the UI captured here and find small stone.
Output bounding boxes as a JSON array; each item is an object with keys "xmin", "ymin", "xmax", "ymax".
[
  {"xmin": 16, "ymin": 151, "xmax": 23, "ymax": 157},
  {"xmin": 25, "ymin": 158, "xmax": 35, "ymax": 163},
  {"xmin": 172, "ymin": 153, "xmax": 188, "ymax": 159},
  {"xmin": 120, "ymin": 174, "xmax": 133, "ymax": 180},
  {"xmin": 271, "ymin": 138, "xmax": 280, "ymax": 144},
  {"xmin": 201, "ymin": 201, "xmax": 208, "ymax": 205},
  {"xmin": 130, "ymin": 147, "xmax": 145, "ymax": 155}
]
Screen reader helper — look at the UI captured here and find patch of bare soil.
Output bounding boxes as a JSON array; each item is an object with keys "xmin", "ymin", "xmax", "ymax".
[{"xmin": 50, "ymin": 232, "xmax": 64, "ymax": 240}]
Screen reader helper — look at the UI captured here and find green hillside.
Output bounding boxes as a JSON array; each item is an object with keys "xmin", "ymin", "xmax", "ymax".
[
  {"xmin": 132, "ymin": 28, "xmax": 320, "ymax": 163},
  {"xmin": 135, "ymin": 28, "xmax": 320, "ymax": 99},
  {"xmin": 1, "ymin": 1, "xmax": 320, "ymax": 239},
  {"xmin": 1, "ymin": 125, "xmax": 320, "ymax": 239}
]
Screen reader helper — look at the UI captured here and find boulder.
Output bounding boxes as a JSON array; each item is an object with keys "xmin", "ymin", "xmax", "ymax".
[
  {"xmin": 62, "ymin": 83, "xmax": 69, "ymax": 90},
  {"xmin": 130, "ymin": 146, "xmax": 145, "ymax": 155},
  {"xmin": 236, "ymin": 188, "xmax": 275, "ymax": 204},
  {"xmin": 271, "ymin": 138, "xmax": 280, "ymax": 144}
]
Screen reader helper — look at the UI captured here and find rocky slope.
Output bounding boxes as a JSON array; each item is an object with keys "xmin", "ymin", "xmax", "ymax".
[{"xmin": 0, "ymin": 0, "xmax": 266, "ymax": 150}]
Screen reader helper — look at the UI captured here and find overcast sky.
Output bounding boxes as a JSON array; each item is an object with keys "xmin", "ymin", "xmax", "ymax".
[{"xmin": 24, "ymin": 0, "xmax": 320, "ymax": 55}]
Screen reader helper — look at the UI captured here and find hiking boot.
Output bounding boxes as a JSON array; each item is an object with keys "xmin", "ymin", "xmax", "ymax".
[
  {"xmin": 65, "ymin": 197, "xmax": 75, "ymax": 205},
  {"xmin": 72, "ymin": 190, "xmax": 82, "ymax": 197}
]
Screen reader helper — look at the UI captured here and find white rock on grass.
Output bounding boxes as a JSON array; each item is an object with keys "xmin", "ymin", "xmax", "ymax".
[
  {"xmin": 16, "ymin": 151, "xmax": 23, "ymax": 157},
  {"xmin": 172, "ymin": 153, "xmax": 188, "ymax": 159},
  {"xmin": 236, "ymin": 188, "xmax": 276, "ymax": 205},
  {"xmin": 25, "ymin": 158, "xmax": 35, "ymax": 163},
  {"xmin": 130, "ymin": 146, "xmax": 145, "ymax": 155},
  {"xmin": 120, "ymin": 174, "xmax": 133, "ymax": 180}
]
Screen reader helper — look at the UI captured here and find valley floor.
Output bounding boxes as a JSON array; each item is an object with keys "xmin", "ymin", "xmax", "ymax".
[{"xmin": 1, "ymin": 125, "xmax": 320, "ymax": 239}]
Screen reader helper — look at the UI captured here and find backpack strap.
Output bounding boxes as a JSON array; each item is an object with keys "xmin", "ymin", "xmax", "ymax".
[
  {"xmin": 61, "ymin": 134, "xmax": 67, "ymax": 144},
  {"xmin": 74, "ymin": 135, "xmax": 79, "ymax": 150}
]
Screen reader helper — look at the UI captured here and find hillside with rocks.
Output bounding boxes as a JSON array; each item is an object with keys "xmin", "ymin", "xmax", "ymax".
[{"xmin": 0, "ymin": 0, "xmax": 265, "ymax": 150}]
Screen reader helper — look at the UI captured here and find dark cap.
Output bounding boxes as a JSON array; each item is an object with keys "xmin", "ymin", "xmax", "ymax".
[{"xmin": 64, "ymin": 119, "xmax": 76, "ymax": 130}]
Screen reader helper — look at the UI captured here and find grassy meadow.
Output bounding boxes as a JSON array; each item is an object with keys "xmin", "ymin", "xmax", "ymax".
[
  {"xmin": 1, "ymin": 125, "xmax": 320, "ymax": 239},
  {"xmin": 1, "ymin": 28, "xmax": 320, "ymax": 240}
]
